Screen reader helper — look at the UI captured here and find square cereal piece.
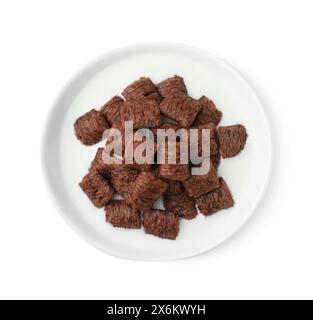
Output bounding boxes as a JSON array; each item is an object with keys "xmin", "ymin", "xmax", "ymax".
[
  {"xmin": 157, "ymin": 75, "xmax": 187, "ymax": 98},
  {"xmin": 217, "ymin": 124, "xmax": 248, "ymax": 158},
  {"xmin": 121, "ymin": 98, "xmax": 161, "ymax": 129},
  {"xmin": 89, "ymin": 147, "xmax": 112, "ymax": 178},
  {"xmin": 124, "ymin": 171, "xmax": 168, "ymax": 211},
  {"xmin": 110, "ymin": 164, "xmax": 140, "ymax": 195},
  {"xmin": 79, "ymin": 172, "xmax": 114, "ymax": 208},
  {"xmin": 189, "ymin": 122, "xmax": 219, "ymax": 161},
  {"xmin": 195, "ymin": 178, "xmax": 234, "ymax": 216},
  {"xmin": 122, "ymin": 77, "xmax": 162, "ymax": 103},
  {"xmin": 159, "ymin": 94, "xmax": 202, "ymax": 128},
  {"xmin": 164, "ymin": 192, "xmax": 197, "ymax": 220},
  {"xmin": 158, "ymin": 141, "xmax": 190, "ymax": 181},
  {"xmin": 74, "ymin": 109, "xmax": 109, "ymax": 145},
  {"xmin": 183, "ymin": 162, "xmax": 220, "ymax": 198},
  {"xmin": 193, "ymin": 96, "xmax": 223, "ymax": 126},
  {"xmin": 105, "ymin": 200, "xmax": 141, "ymax": 229},
  {"xmin": 100, "ymin": 95, "xmax": 124, "ymax": 126},
  {"xmin": 143, "ymin": 209, "xmax": 179, "ymax": 240}
]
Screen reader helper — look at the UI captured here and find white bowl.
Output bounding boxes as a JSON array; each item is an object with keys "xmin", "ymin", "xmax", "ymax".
[{"xmin": 42, "ymin": 43, "xmax": 272, "ymax": 261}]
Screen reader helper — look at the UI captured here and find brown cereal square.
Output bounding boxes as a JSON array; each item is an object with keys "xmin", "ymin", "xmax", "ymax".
[
  {"xmin": 105, "ymin": 200, "xmax": 141, "ymax": 229},
  {"xmin": 122, "ymin": 77, "xmax": 162, "ymax": 103},
  {"xmin": 159, "ymin": 94, "xmax": 202, "ymax": 128},
  {"xmin": 143, "ymin": 209, "xmax": 179, "ymax": 240},
  {"xmin": 79, "ymin": 172, "xmax": 114, "ymax": 208},
  {"xmin": 124, "ymin": 171, "xmax": 168, "ymax": 211},
  {"xmin": 157, "ymin": 75, "xmax": 187, "ymax": 98},
  {"xmin": 183, "ymin": 162, "xmax": 220, "ymax": 199},
  {"xmin": 74, "ymin": 109, "xmax": 109, "ymax": 145},
  {"xmin": 164, "ymin": 192, "xmax": 197, "ymax": 220},
  {"xmin": 110, "ymin": 164, "xmax": 140, "ymax": 195},
  {"xmin": 193, "ymin": 96, "xmax": 223, "ymax": 126},
  {"xmin": 217, "ymin": 125, "xmax": 248, "ymax": 158},
  {"xmin": 195, "ymin": 178, "xmax": 234, "ymax": 216},
  {"xmin": 121, "ymin": 99, "xmax": 161, "ymax": 129}
]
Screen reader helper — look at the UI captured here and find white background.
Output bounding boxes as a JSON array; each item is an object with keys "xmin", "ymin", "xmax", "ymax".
[{"xmin": 0, "ymin": 0, "xmax": 312, "ymax": 300}]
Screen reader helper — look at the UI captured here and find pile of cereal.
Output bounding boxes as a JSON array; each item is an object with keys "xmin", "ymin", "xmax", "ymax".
[{"xmin": 74, "ymin": 76, "xmax": 248, "ymax": 240}]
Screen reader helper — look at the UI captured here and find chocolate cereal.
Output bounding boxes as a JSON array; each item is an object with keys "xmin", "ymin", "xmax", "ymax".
[
  {"xmin": 195, "ymin": 178, "xmax": 234, "ymax": 216},
  {"xmin": 74, "ymin": 109, "xmax": 109, "ymax": 145},
  {"xmin": 159, "ymin": 94, "xmax": 202, "ymax": 128},
  {"xmin": 194, "ymin": 96, "xmax": 223, "ymax": 126},
  {"xmin": 124, "ymin": 171, "xmax": 168, "ymax": 211},
  {"xmin": 164, "ymin": 192, "xmax": 197, "ymax": 220},
  {"xmin": 157, "ymin": 75, "xmax": 187, "ymax": 98},
  {"xmin": 105, "ymin": 200, "xmax": 141, "ymax": 229},
  {"xmin": 79, "ymin": 172, "xmax": 114, "ymax": 208},
  {"xmin": 218, "ymin": 124, "xmax": 248, "ymax": 158},
  {"xmin": 121, "ymin": 98, "xmax": 161, "ymax": 129},
  {"xmin": 74, "ymin": 75, "xmax": 248, "ymax": 240},
  {"xmin": 122, "ymin": 77, "xmax": 162, "ymax": 103},
  {"xmin": 143, "ymin": 209, "xmax": 179, "ymax": 240}
]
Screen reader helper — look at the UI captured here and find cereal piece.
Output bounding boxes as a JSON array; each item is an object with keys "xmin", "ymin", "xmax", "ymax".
[
  {"xmin": 218, "ymin": 125, "xmax": 248, "ymax": 158},
  {"xmin": 183, "ymin": 163, "xmax": 220, "ymax": 198},
  {"xmin": 100, "ymin": 96, "xmax": 124, "ymax": 126},
  {"xmin": 195, "ymin": 178, "xmax": 234, "ymax": 216},
  {"xmin": 193, "ymin": 96, "xmax": 223, "ymax": 126},
  {"xmin": 89, "ymin": 148, "xmax": 112, "ymax": 178},
  {"xmin": 74, "ymin": 109, "xmax": 109, "ymax": 145},
  {"xmin": 143, "ymin": 209, "xmax": 179, "ymax": 240},
  {"xmin": 105, "ymin": 200, "xmax": 141, "ymax": 229},
  {"xmin": 122, "ymin": 77, "xmax": 161, "ymax": 103},
  {"xmin": 164, "ymin": 192, "xmax": 197, "ymax": 220},
  {"xmin": 110, "ymin": 164, "xmax": 140, "ymax": 194},
  {"xmin": 121, "ymin": 98, "xmax": 161, "ymax": 129},
  {"xmin": 159, "ymin": 94, "xmax": 202, "ymax": 128},
  {"xmin": 158, "ymin": 142, "xmax": 190, "ymax": 181},
  {"xmin": 166, "ymin": 181, "xmax": 184, "ymax": 195},
  {"xmin": 191, "ymin": 122, "xmax": 219, "ymax": 157},
  {"xmin": 79, "ymin": 172, "xmax": 114, "ymax": 208},
  {"xmin": 124, "ymin": 172, "xmax": 168, "ymax": 211},
  {"xmin": 157, "ymin": 75, "xmax": 187, "ymax": 98}
]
